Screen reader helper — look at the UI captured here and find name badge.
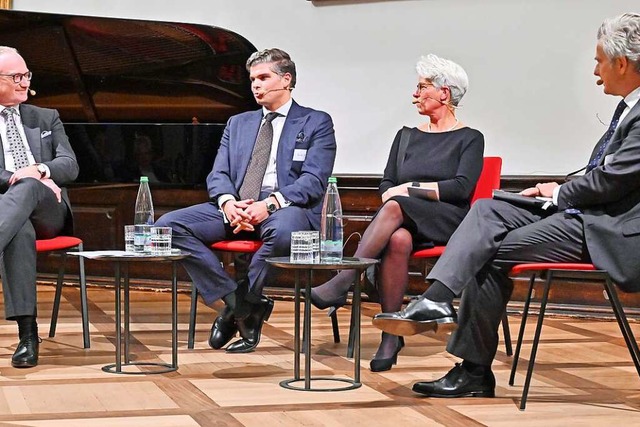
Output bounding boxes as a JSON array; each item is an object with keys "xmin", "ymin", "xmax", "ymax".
[{"xmin": 293, "ymin": 149, "xmax": 307, "ymax": 161}]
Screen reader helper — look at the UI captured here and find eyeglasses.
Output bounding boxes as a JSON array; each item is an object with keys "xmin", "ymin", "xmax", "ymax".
[
  {"xmin": 416, "ymin": 83, "xmax": 436, "ymax": 92},
  {"xmin": 0, "ymin": 71, "xmax": 33, "ymax": 84}
]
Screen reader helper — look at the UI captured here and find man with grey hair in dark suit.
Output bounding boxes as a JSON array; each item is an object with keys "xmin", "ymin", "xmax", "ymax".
[
  {"xmin": 374, "ymin": 12, "xmax": 640, "ymax": 398},
  {"xmin": 0, "ymin": 46, "xmax": 79, "ymax": 368}
]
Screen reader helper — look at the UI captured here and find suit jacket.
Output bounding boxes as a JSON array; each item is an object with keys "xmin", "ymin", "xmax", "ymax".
[
  {"xmin": 558, "ymin": 99, "xmax": 640, "ymax": 292},
  {"xmin": 0, "ymin": 104, "xmax": 79, "ymax": 233},
  {"xmin": 206, "ymin": 100, "xmax": 337, "ymax": 229}
]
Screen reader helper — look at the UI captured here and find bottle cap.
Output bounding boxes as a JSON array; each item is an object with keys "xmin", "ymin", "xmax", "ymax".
[
  {"xmin": 328, "ymin": 176, "xmax": 337, "ymax": 183},
  {"xmin": 140, "ymin": 176, "xmax": 149, "ymax": 183}
]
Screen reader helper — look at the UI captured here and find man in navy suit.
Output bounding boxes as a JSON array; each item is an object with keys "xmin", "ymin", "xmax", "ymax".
[
  {"xmin": 0, "ymin": 46, "xmax": 79, "ymax": 368},
  {"xmin": 374, "ymin": 13, "xmax": 640, "ymax": 398},
  {"xmin": 157, "ymin": 48, "xmax": 336, "ymax": 353}
]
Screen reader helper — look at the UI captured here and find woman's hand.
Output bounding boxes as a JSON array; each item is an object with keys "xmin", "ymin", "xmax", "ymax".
[{"xmin": 382, "ymin": 183, "xmax": 411, "ymax": 203}]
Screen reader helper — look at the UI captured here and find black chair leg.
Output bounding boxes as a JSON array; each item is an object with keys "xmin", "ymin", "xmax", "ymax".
[
  {"xmin": 519, "ymin": 271, "xmax": 553, "ymax": 411},
  {"xmin": 510, "ymin": 274, "xmax": 536, "ymax": 385},
  {"xmin": 329, "ymin": 307, "xmax": 340, "ymax": 343},
  {"xmin": 502, "ymin": 312, "xmax": 513, "ymax": 356},
  {"xmin": 347, "ymin": 303, "xmax": 356, "ymax": 358},
  {"xmin": 188, "ymin": 283, "xmax": 199, "ymax": 349},
  {"xmin": 604, "ymin": 277, "xmax": 640, "ymax": 378},
  {"xmin": 48, "ymin": 251, "xmax": 67, "ymax": 340},
  {"xmin": 77, "ymin": 243, "xmax": 90, "ymax": 348}
]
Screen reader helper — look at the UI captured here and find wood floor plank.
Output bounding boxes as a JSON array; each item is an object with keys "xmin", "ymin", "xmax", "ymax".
[{"xmin": 0, "ymin": 284, "xmax": 637, "ymax": 425}]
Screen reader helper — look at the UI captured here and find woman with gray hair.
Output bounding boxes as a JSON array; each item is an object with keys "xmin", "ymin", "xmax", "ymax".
[{"xmin": 309, "ymin": 54, "xmax": 484, "ymax": 372}]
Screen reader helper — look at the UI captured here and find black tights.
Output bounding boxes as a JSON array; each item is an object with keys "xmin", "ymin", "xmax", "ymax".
[{"xmin": 312, "ymin": 200, "xmax": 414, "ymax": 359}]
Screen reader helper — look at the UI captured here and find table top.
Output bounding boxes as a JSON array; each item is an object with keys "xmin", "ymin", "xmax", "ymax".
[
  {"xmin": 70, "ymin": 249, "xmax": 190, "ymax": 262},
  {"xmin": 266, "ymin": 256, "xmax": 378, "ymax": 270}
]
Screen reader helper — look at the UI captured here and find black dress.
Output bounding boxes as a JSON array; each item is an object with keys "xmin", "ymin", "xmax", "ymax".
[{"xmin": 378, "ymin": 126, "xmax": 485, "ymax": 246}]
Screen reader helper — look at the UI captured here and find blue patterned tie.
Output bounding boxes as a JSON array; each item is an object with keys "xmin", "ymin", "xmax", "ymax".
[
  {"xmin": 2, "ymin": 107, "xmax": 31, "ymax": 170},
  {"xmin": 566, "ymin": 99, "xmax": 627, "ymax": 214},
  {"xmin": 586, "ymin": 99, "xmax": 627, "ymax": 172}
]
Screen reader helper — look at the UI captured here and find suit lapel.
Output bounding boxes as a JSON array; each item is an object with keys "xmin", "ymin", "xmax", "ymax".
[
  {"xmin": 19, "ymin": 105, "xmax": 42, "ymax": 162},
  {"xmin": 277, "ymin": 101, "xmax": 308, "ymax": 185},
  {"xmin": 602, "ymin": 100, "xmax": 640, "ymax": 161}
]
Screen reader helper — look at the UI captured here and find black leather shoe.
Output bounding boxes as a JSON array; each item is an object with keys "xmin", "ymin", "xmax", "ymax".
[
  {"xmin": 11, "ymin": 333, "xmax": 40, "ymax": 368},
  {"xmin": 209, "ymin": 306, "xmax": 237, "ymax": 349},
  {"xmin": 226, "ymin": 296, "xmax": 274, "ymax": 353},
  {"xmin": 372, "ymin": 296, "xmax": 457, "ymax": 336},
  {"xmin": 412, "ymin": 363, "xmax": 495, "ymax": 398},
  {"xmin": 370, "ymin": 336, "xmax": 404, "ymax": 372}
]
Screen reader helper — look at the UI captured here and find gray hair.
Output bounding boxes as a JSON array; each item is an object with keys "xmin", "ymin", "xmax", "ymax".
[
  {"xmin": 0, "ymin": 46, "xmax": 19, "ymax": 57},
  {"xmin": 246, "ymin": 48, "xmax": 297, "ymax": 89},
  {"xmin": 415, "ymin": 53, "xmax": 469, "ymax": 106},
  {"xmin": 597, "ymin": 13, "xmax": 640, "ymax": 73}
]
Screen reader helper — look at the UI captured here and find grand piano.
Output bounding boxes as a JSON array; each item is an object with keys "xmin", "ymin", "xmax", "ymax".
[{"xmin": 1, "ymin": 9, "xmax": 259, "ymax": 279}]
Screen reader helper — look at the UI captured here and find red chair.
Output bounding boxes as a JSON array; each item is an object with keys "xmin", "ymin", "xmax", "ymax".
[
  {"xmin": 508, "ymin": 263, "xmax": 640, "ymax": 410},
  {"xmin": 411, "ymin": 157, "xmax": 512, "ymax": 356},
  {"xmin": 36, "ymin": 236, "xmax": 90, "ymax": 349},
  {"xmin": 187, "ymin": 239, "xmax": 343, "ymax": 349}
]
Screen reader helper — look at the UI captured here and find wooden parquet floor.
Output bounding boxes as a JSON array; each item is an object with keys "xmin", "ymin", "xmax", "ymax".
[{"xmin": 0, "ymin": 285, "xmax": 639, "ymax": 426}]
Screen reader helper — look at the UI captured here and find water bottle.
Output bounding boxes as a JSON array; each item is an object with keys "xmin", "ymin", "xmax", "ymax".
[
  {"xmin": 134, "ymin": 176, "xmax": 154, "ymax": 252},
  {"xmin": 320, "ymin": 176, "xmax": 343, "ymax": 262}
]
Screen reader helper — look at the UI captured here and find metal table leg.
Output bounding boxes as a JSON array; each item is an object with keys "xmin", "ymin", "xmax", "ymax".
[
  {"xmin": 172, "ymin": 261, "xmax": 178, "ymax": 369},
  {"xmin": 124, "ymin": 263, "xmax": 130, "ymax": 364}
]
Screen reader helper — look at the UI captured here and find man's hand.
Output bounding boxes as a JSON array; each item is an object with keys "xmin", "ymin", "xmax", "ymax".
[
  {"xmin": 243, "ymin": 199, "xmax": 270, "ymax": 226},
  {"xmin": 39, "ymin": 178, "xmax": 62, "ymax": 203},
  {"xmin": 9, "ymin": 165, "xmax": 40, "ymax": 185},
  {"xmin": 520, "ymin": 182, "xmax": 559, "ymax": 198},
  {"xmin": 222, "ymin": 199, "xmax": 255, "ymax": 233},
  {"xmin": 382, "ymin": 182, "xmax": 411, "ymax": 203}
]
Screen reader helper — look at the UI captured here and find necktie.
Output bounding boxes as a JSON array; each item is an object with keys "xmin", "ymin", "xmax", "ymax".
[
  {"xmin": 586, "ymin": 99, "xmax": 627, "ymax": 172},
  {"xmin": 239, "ymin": 112, "xmax": 280, "ymax": 200},
  {"xmin": 1, "ymin": 107, "xmax": 31, "ymax": 170}
]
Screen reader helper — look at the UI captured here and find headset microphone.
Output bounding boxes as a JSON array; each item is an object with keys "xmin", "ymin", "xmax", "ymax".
[
  {"xmin": 412, "ymin": 96, "xmax": 446, "ymax": 105},
  {"xmin": 28, "ymin": 89, "xmax": 36, "ymax": 96},
  {"xmin": 596, "ymin": 79, "xmax": 604, "ymax": 86}
]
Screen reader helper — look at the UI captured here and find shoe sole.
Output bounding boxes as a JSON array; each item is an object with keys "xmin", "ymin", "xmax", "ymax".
[
  {"xmin": 11, "ymin": 360, "xmax": 37, "ymax": 368},
  {"xmin": 413, "ymin": 389, "xmax": 495, "ymax": 398},
  {"xmin": 372, "ymin": 317, "xmax": 456, "ymax": 336}
]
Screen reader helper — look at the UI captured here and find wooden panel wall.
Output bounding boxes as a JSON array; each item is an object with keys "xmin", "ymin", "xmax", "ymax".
[{"xmin": 36, "ymin": 175, "xmax": 640, "ymax": 312}]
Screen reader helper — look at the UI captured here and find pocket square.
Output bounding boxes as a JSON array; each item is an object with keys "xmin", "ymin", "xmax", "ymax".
[{"xmin": 41, "ymin": 130, "xmax": 52, "ymax": 138}]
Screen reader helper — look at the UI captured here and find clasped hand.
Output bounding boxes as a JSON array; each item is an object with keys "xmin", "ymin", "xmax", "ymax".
[
  {"xmin": 381, "ymin": 182, "xmax": 411, "ymax": 203},
  {"xmin": 223, "ymin": 199, "xmax": 269, "ymax": 234},
  {"xmin": 9, "ymin": 165, "xmax": 62, "ymax": 203}
]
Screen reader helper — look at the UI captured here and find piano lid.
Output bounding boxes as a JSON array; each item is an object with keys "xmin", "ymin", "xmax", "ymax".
[{"xmin": 0, "ymin": 9, "xmax": 258, "ymax": 123}]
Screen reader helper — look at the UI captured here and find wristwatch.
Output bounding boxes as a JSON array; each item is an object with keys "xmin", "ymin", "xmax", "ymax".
[
  {"xmin": 36, "ymin": 163, "xmax": 47, "ymax": 178},
  {"xmin": 265, "ymin": 199, "xmax": 278, "ymax": 214},
  {"xmin": 411, "ymin": 181, "xmax": 420, "ymax": 187}
]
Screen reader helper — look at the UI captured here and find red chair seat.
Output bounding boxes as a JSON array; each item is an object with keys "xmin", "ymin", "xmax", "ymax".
[
  {"xmin": 509, "ymin": 263, "xmax": 597, "ymax": 276},
  {"xmin": 210, "ymin": 240, "xmax": 263, "ymax": 253},
  {"xmin": 411, "ymin": 246, "xmax": 445, "ymax": 258},
  {"xmin": 36, "ymin": 236, "xmax": 83, "ymax": 252}
]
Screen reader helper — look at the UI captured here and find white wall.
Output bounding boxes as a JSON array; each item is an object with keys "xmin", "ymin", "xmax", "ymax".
[{"xmin": 12, "ymin": 0, "xmax": 640, "ymax": 175}]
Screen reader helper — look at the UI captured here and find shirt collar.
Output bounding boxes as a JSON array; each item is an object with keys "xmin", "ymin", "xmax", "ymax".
[
  {"xmin": 262, "ymin": 98, "xmax": 292, "ymax": 119},
  {"xmin": 623, "ymin": 85, "xmax": 640, "ymax": 111}
]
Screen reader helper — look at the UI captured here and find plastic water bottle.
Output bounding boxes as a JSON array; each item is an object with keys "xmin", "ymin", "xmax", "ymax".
[
  {"xmin": 134, "ymin": 176, "xmax": 154, "ymax": 252},
  {"xmin": 320, "ymin": 176, "xmax": 343, "ymax": 262}
]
